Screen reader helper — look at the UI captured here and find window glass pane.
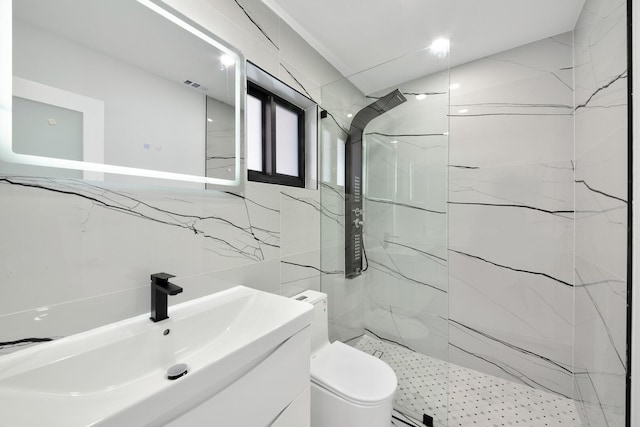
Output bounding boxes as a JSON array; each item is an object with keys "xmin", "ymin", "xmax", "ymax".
[
  {"xmin": 247, "ymin": 94, "xmax": 263, "ymax": 172},
  {"xmin": 275, "ymin": 104, "xmax": 299, "ymax": 176}
]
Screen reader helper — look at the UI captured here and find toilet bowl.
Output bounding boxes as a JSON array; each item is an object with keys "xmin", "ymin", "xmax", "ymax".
[{"xmin": 292, "ymin": 290, "xmax": 397, "ymax": 427}]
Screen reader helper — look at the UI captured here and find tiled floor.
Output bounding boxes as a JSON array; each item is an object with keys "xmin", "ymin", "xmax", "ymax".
[{"xmin": 351, "ymin": 334, "xmax": 582, "ymax": 427}]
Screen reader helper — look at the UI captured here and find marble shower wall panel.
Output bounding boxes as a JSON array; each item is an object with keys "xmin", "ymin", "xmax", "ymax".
[
  {"xmin": 448, "ymin": 32, "xmax": 575, "ymax": 398},
  {"xmin": 449, "ymin": 34, "xmax": 574, "ymax": 168},
  {"xmin": 318, "ymin": 183, "xmax": 346, "ymax": 276},
  {"xmin": 573, "ymin": 0, "xmax": 628, "ymax": 425},
  {"xmin": 363, "ymin": 253, "xmax": 449, "ymax": 361},
  {"xmin": 359, "ymin": 71, "xmax": 450, "ymax": 361},
  {"xmin": 1, "ymin": 0, "xmax": 348, "ymax": 352},
  {"xmin": 318, "ymin": 89, "xmax": 365, "ymax": 342},
  {"xmin": 317, "ymin": 75, "xmax": 369, "ymax": 343},
  {"xmin": 365, "ymin": 200, "xmax": 448, "ymax": 263}
]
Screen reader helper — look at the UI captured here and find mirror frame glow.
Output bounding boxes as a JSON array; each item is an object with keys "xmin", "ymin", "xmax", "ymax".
[{"xmin": 1, "ymin": 0, "xmax": 244, "ymax": 186}]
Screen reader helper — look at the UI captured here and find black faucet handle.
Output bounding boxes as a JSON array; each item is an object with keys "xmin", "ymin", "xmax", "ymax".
[
  {"xmin": 151, "ymin": 272, "xmax": 176, "ymax": 284},
  {"xmin": 149, "ymin": 272, "xmax": 181, "ymax": 322}
]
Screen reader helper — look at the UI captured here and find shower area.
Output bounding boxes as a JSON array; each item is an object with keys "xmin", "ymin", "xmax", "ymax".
[{"xmin": 318, "ymin": 0, "xmax": 629, "ymax": 426}]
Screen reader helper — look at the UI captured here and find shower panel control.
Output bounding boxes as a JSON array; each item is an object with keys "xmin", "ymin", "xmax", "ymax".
[{"xmin": 344, "ymin": 89, "xmax": 406, "ymax": 279}]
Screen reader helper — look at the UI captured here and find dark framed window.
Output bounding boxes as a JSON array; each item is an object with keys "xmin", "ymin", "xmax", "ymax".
[{"xmin": 247, "ymin": 81, "xmax": 305, "ymax": 187}]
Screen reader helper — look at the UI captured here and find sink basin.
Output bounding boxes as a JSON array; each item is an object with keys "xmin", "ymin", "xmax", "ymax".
[{"xmin": 0, "ymin": 286, "xmax": 313, "ymax": 426}]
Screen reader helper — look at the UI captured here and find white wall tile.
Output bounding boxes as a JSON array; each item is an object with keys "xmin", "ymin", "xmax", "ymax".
[
  {"xmin": 573, "ymin": 0, "xmax": 628, "ymax": 423},
  {"xmin": 447, "ymin": 33, "xmax": 575, "ymax": 399},
  {"xmin": 280, "ymin": 187, "xmax": 321, "ymax": 257},
  {"xmin": 280, "ymin": 250, "xmax": 320, "ymax": 297}
]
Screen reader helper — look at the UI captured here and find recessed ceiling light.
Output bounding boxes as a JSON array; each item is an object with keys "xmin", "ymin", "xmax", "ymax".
[
  {"xmin": 458, "ymin": 109, "xmax": 468, "ymax": 114},
  {"xmin": 429, "ymin": 38, "xmax": 450, "ymax": 57},
  {"xmin": 415, "ymin": 94, "xmax": 427, "ymax": 100},
  {"xmin": 347, "ymin": 113, "xmax": 353, "ymax": 118},
  {"xmin": 391, "ymin": 140, "xmax": 398, "ymax": 144},
  {"xmin": 450, "ymin": 83, "xmax": 460, "ymax": 90},
  {"xmin": 220, "ymin": 54, "xmax": 235, "ymax": 67},
  {"xmin": 207, "ymin": 118, "xmax": 213, "ymax": 122}
]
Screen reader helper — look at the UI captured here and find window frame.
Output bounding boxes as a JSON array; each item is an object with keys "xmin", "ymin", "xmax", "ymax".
[{"xmin": 247, "ymin": 81, "xmax": 305, "ymax": 188}]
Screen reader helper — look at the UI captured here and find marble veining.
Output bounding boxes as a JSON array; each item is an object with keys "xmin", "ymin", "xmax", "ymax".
[
  {"xmin": 233, "ymin": 0, "xmax": 322, "ymax": 106},
  {"xmin": 450, "ymin": 249, "xmax": 573, "ymax": 288},
  {"xmin": 367, "ymin": 259, "xmax": 446, "ymax": 294},
  {"xmin": 573, "ymin": 0, "xmax": 628, "ymax": 425},
  {"xmin": 0, "ymin": 337, "xmax": 56, "ymax": 356},
  {"xmin": 447, "ymin": 31, "xmax": 575, "ymax": 400},
  {"xmin": 449, "ymin": 319, "xmax": 573, "ymax": 379},
  {"xmin": 365, "ymin": 132, "xmax": 447, "ymax": 139},
  {"xmin": 365, "ymin": 91, "xmax": 447, "ymax": 100},
  {"xmin": 366, "ymin": 197, "xmax": 446, "ymax": 215},
  {"xmin": 281, "ymin": 260, "xmax": 341, "ymax": 276},
  {"xmin": 574, "ymin": 71, "xmax": 627, "ymax": 111},
  {"xmin": 575, "ymin": 179, "xmax": 627, "ymax": 204},
  {"xmin": 1, "ymin": 176, "xmax": 279, "ymax": 261},
  {"xmin": 281, "ymin": 190, "xmax": 342, "ymax": 225},
  {"xmin": 233, "ymin": 0, "xmax": 279, "ymax": 49},
  {"xmin": 576, "ymin": 272, "xmax": 625, "ymax": 369},
  {"xmin": 382, "ymin": 241, "xmax": 446, "ymax": 266},
  {"xmin": 449, "ymin": 104, "xmax": 573, "ymax": 117},
  {"xmin": 448, "ymin": 164, "xmax": 479, "ymax": 170},
  {"xmin": 449, "ymin": 201, "xmax": 574, "ymax": 218},
  {"xmin": 280, "ymin": 63, "xmax": 315, "ymax": 100}
]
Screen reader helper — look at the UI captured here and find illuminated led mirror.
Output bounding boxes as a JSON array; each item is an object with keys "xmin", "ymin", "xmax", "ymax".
[{"xmin": 1, "ymin": 0, "xmax": 244, "ymax": 187}]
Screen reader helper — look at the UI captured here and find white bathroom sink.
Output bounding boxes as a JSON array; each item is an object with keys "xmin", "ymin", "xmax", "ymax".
[{"xmin": 0, "ymin": 286, "xmax": 313, "ymax": 426}]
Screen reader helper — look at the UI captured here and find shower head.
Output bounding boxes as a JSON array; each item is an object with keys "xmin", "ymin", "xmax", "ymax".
[
  {"xmin": 344, "ymin": 88, "xmax": 406, "ymax": 278},
  {"xmin": 349, "ymin": 89, "xmax": 407, "ymax": 135}
]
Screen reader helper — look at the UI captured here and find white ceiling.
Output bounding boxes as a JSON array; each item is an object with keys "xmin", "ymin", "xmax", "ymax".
[{"xmin": 261, "ymin": 0, "xmax": 585, "ymax": 94}]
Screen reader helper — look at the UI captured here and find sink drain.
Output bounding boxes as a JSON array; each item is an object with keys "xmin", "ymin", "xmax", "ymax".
[{"xmin": 167, "ymin": 363, "xmax": 188, "ymax": 380}]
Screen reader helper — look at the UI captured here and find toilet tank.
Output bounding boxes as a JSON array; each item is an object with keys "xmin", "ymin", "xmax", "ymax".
[{"xmin": 292, "ymin": 290, "xmax": 329, "ymax": 355}]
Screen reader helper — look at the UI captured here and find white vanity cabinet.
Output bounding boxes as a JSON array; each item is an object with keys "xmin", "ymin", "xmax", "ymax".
[{"xmin": 166, "ymin": 327, "xmax": 311, "ymax": 427}]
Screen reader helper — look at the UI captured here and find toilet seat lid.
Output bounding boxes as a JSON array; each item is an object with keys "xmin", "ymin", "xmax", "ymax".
[{"xmin": 310, "ymin": 341, "xmax": 397, "ymax": 406}]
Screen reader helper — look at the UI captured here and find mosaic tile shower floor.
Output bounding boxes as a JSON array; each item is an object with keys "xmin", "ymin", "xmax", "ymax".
[{"xmin": 350, "ymin": 334, "xmax": 582, "ymax": 427}]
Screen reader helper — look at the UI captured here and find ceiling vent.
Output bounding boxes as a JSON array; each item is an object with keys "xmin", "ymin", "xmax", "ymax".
[{"xmin": 183, "ymin": 79, "xmax": 208, "ymax": 92}]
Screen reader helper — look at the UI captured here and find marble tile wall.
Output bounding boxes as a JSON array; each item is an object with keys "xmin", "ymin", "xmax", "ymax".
[
  {"xmin": 360, "ymin": 70, "xmax": 450, "ymax": 362},
  {"xmin": 448, "ymin": 32, "xmax": 575, "ymax": 399},
  {"xmin": 0, "ymin": 0, "xmax": 354, "ymax": 354},
  {"xmin": 573, "ymin": 0, "xmax": 628, "ymax": 425},
  {"xmin": 318, "ymin": 80, "xmax": 367, "ymax": 343}
]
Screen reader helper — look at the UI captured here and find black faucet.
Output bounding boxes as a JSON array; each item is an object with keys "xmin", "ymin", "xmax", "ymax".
[{"xmin": 150, "ymin": 273, "xmax": 183, "ymax": 322}]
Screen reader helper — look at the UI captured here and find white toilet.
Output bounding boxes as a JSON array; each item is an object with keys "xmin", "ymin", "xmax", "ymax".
[{"xmin": 293, "ymin": 290, "xmax": 397, "ymax": 427}]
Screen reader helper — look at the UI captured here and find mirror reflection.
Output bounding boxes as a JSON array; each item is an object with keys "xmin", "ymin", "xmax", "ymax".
[{"xmin": 5, "ymin": 0, "xmax": 243, "ymax": 186}]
